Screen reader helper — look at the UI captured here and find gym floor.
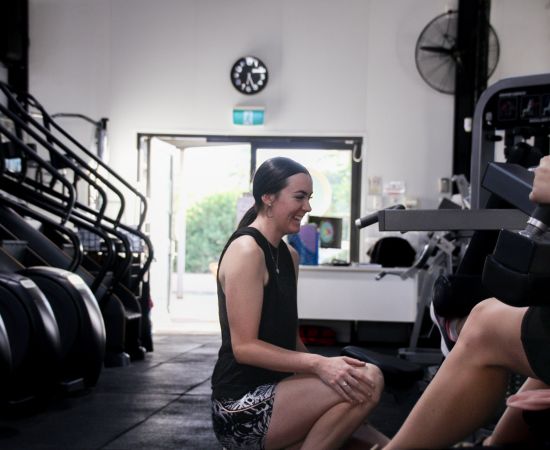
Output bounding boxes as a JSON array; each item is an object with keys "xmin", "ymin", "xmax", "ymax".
[
  {"xmin": 0, "ymin": 333, "xmax": 221, "ymax": 449},
  {"xmin": 0, "ymin": 333, "xmax": 433, "ymax": 449}
]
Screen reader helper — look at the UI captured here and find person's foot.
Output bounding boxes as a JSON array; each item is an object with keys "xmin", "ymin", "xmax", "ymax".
[{"xmin": 429, "ymin": 302, "xmax": 457, "ymax": 356}]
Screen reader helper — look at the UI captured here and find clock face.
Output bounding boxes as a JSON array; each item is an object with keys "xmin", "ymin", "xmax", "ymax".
[{"xmin": 230, "ymin": 56, "xmax": 268, "ymax": 95}]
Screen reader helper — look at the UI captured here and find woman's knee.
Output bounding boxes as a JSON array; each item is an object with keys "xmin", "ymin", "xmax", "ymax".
[
  {"xmin": 470, "ymin": 297, "xmax": 502, "ymax": 318},
  {"xmin": 366, "ymin": 363, "xmax": 384, "ymax": 398},
  {"xmin": 459, "ymin": 299, "xmax": 502, "ymax": 346},
  {"xmin": 458, "ymin": 298, "xmax": 524, "ymax": 359},
  {"xmin": 354, "ymin": 363, "xmax": 384, "ymax": 408}
]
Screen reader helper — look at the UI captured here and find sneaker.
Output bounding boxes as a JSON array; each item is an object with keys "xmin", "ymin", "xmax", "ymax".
[{"xmin": 430, "ymin": 302, "xmax": 456, "ymax": 357}]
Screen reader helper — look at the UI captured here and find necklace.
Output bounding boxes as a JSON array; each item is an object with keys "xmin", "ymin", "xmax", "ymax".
[{"xmin": 268, "ymin": 243, "xmax": 280, "ymax": 274}]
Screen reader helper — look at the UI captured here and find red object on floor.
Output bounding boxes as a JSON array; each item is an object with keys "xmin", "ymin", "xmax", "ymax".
[{"xmin": 299, "ymin": 325, "xmax": 337, "ymax": 346}]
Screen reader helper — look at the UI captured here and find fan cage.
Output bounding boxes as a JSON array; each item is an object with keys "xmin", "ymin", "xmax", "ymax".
[{"xmin": 415, "ymin": 11, "xmax": 499, "ymax": 95}]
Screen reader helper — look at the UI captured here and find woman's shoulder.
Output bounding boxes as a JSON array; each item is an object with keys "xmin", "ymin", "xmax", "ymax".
[
  {"xmin": 219, "ymin": 234, "xmax": 266, "ymax": 283},
  {"xmin": 225, "ymin": 233, "xmax": 264, "ymax": 259}
]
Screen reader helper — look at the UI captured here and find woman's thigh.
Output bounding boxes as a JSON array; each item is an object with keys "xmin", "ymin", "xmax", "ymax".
[
  {"xmin": 264, "ymin": 374, "xmax": 352, "ymax": 449},
  {"xmin": 265, "ymin": 367, "xmax": 382, "ymax": 449}
]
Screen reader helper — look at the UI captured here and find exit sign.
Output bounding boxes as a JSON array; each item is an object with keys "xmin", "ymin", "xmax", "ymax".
[{"xmin": 233, "ymin": 107, "xmax": 264, "ymax": 125}]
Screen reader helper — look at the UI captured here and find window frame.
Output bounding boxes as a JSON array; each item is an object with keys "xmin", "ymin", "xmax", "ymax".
[{"xmin": 137, "ymin": 133, "xmax": 363, "ymax": 262}]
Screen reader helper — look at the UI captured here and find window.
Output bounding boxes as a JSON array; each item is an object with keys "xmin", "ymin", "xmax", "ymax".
[
  {"xmin": 138, "ymin": 133, "xmax": 362, "ymax": 275},
  {"xmin": 256, "ymin": 147, "xmax": 353, "ymax": 263}
]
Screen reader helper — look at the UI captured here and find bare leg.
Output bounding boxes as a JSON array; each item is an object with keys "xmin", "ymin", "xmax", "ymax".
[
  {"xmin": 344, "ymin": 423, "xmax": 390, "ymax": 449},
  {"xmin": 486, "ymin": 377, "xmax": 549, "ymax": 446},
  {"xmin": 265, "ymin": 364, "xmax": 384, "ymax": 450},
  {"xmin": 385, "ymin": 299, "xmax": 537, "ymax": 450}
]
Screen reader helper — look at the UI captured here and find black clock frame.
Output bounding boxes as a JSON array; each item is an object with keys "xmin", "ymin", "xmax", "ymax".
[{"xmin": 230, "ymin": 56, "xmax": 268, "ymax": 95}]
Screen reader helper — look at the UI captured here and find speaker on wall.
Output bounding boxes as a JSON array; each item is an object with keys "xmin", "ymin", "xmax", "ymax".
[{"xmin": 0, "ymin": 0, "xmax": 28, "ymax": 65}]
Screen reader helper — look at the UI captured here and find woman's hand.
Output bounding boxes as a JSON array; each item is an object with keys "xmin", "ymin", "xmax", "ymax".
[
  {"xmin": 507, "ymin": 389, "xmax": 550, "ymax": 411},
  {"xmin": 530, "ymin": 155, "xmax": 550, "ymax": 204},
  {"xmin": 314, "ymin": 356, "xmax": 378, "ymax": 404}
]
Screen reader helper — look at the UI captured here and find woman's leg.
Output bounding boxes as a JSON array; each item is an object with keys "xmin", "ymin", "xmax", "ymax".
[
  {"xmin": 385, "ymin": 298, "xmax": 537, "ymax": 450},
  {"xmin": 264, "ymin": 363, "xmax": 385, "ymax": 450}
]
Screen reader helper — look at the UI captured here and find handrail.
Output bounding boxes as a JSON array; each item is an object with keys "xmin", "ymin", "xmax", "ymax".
[
  {"xmin": 24, "ymin": 92, "xmax": 148, "ymax": 229},
  {"xmin": 0, "ymin": 83, "xmax": 111, "ymax": 227},
  {"xmin": 0, "ymin": 121, "xmax": 76, "ymax": 224},
  {"xmin": 0, "ymin": 194, "xmax": 83, "ymax": 271},
  {"xmin": 0, "ymin": 178, "xmax": 117, "ymax": 293}
]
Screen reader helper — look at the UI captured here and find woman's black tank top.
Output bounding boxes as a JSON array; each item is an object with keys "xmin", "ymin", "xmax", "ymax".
[{"xmin": 211, "ymin": 227, "xmax": 298, "ymax": 399}]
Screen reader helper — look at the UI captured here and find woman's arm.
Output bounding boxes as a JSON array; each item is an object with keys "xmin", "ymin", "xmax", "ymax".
[{"xmin": 220, "ymin": 235, "xmax": 319, "ymax": 373}]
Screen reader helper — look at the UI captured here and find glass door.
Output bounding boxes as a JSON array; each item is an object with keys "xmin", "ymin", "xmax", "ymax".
[{"xmin": 175, "ymin": 144, "xmax": 251, "ymax": 293}]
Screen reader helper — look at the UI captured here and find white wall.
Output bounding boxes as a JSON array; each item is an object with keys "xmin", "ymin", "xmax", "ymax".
[
  {"xmin": 28, "ymin": 0, "xmax": 550, "ymax": 226},
  {"xmin": 363, "ymin": 0, "xmax": 456, "ymax": 211},
  {"xmin": 490, "ymin": 0, "xmax": 550, "ymax": 81}
]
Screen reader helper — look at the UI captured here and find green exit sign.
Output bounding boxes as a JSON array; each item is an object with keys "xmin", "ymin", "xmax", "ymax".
[{"xmin": 233, "ymin": 107, "xmax": 264, "ymax": 125}]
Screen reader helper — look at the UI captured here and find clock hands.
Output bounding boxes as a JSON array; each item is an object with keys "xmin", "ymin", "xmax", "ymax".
[{"xmin": 245, "ymin": 72, "xmax": 255, "ymax": 86}]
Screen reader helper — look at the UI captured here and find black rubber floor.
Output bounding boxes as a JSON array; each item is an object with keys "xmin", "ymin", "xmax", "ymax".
[
  {"xmin": 0, "ymin": 334, "xmax": 221, "ymax": 449},
  {"xmin": 0, "ymin": 334, "xmax": 426, "ymax": 449}
]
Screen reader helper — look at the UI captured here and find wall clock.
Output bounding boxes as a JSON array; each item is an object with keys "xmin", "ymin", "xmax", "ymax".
[{"xmin": 230, "ymin": 56, "xmax": 268, "ymax": 95}]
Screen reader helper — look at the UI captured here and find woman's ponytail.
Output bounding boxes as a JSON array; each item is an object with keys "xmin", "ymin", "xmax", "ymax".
[{"xmin": 237, "ymin": 205, "xmax": 257, "ymax": 229}]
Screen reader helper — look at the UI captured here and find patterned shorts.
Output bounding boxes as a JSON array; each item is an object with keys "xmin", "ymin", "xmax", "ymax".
[{"xmin": 211, "ymin": 383, "xmax": 277, "ymax": 450}]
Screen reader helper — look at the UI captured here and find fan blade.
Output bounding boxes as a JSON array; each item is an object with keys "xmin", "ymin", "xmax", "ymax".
[{"xmin": 420, "ymin": 46, "xmax": 453, "ymax": 55}]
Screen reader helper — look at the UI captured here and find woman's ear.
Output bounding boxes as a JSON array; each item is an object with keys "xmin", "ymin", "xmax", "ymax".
[{"xmin": 261, "ymin": 193, "xmax": 275, "ymax": 206}]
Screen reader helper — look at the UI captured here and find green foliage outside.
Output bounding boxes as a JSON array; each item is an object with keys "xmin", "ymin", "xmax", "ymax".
[
  {"xmin": 185, "ymin": 191, "xmax": 240, "ymax": 273},
  {"xmin": 184, "ymin": 151, "xmax": 351, "ymax": 272},
  {"xmin": 322, "ymin": 153, "xmax": 351, "ymax": 240}
]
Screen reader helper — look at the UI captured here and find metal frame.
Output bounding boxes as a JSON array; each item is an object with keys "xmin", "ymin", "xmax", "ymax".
[{"xmin": 470, "ymin": 73, "xmax": 550, "ymax": 209}]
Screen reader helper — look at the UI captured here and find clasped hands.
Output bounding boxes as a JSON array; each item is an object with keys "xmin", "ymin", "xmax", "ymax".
[{"xmin": 316, "ymin": 356, "xmax": 378, "ymax": 404}]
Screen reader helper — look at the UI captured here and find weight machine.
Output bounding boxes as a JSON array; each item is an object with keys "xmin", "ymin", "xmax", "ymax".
[{"xmin": 345, "ymin": 73, "xmax": 550, "ymax": 383}]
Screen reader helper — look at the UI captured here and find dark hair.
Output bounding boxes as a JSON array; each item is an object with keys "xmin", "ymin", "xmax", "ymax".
[{"xmin": 238, "ymin": 157, "xmax": 309, "ymax": 229}]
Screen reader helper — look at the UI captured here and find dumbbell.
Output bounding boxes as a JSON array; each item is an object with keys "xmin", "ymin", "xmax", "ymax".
[{"xmin": 483, "ymin": 205, "xmax": 550, "ymax": 306}]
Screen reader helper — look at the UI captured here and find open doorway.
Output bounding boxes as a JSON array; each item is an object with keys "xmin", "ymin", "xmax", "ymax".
[
  {"xmin": 138, "ymin": 134, "xmax": 362, "ymax": 333},
  {"xmin": 144, "ymin": 137, "xmax": 251, "ymax": 332}
]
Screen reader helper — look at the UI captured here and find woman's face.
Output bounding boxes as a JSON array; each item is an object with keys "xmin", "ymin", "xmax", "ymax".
[{"xmin": 271, "ymin": 172, "xmax": 313, "ymax": 235}]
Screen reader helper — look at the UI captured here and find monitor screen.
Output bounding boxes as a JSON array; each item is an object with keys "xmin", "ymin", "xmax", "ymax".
[{"xmin": 308, "ymin": 216, "xmax": 343, "ymax": 249}]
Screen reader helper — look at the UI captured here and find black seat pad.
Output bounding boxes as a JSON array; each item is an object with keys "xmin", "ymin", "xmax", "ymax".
[{"xmin": 342, "ymin": 345, "xmax": 424, "ymax": 387}]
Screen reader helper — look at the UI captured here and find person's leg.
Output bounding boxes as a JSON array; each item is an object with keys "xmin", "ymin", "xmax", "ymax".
[
  {"xmin": 486, "ymin": 377, "xmax": 549, "ymax": 446},
  {"xmin": 385, "ymin": 298, "xmax": 537, "ymax": 450},
  {"xmin": 264, "ymin": 364, "xmax": 385, "ymax": 450},
  {"xmin": 345, "ymin": 423, "xmax": 390, "ymax": 449}
]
